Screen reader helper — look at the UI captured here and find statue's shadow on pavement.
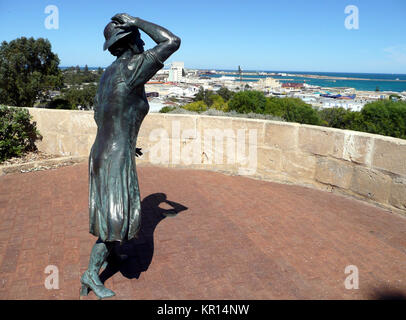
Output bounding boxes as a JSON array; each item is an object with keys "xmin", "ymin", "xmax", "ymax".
[{"xmin": 99, "ymin": 193, "xmax": 188, "ymax": 283}]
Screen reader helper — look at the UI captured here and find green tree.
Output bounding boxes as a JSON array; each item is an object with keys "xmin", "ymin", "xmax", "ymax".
[
  {"xmin": 62, "ymin": 66, "xmax": 100, "ymax": 86},
  {"xmin": 84, "ymin": 64, "xmax": 89, "ymax": 74},
  {"xmin": 193, "ymin": 87, "xmax": 215, "ymax": 106},
  {"xmin": 62, "ymin": 85, "xmax": 97, "ymax": 110},
  {"xmin": 210, "ymin": 95, "xmax": 228, "ymax": 111},
  {"xmin": 46, "ymin": 98, "xmax": 72, "ymax": 110},
  {"xmin": 358, "ymin": 100, "xmax": 406, "ymax": 139},
  {"xmin": 217, "ymin": 87, "xmax": 234, "ymax": 102},
  {"xmin": 264, "ymin": 96, "xmax": 285, "ymax": 117},
  {"xmin": 228, "ymin": 90, "xmax": 267, "ymax": 113},
  {"xmin": 318, "ymin": 107, "xmax": 350, "ymax": 128},
  {"xmin": 264, "ymin": 97, "xmax": 322, "ymax": 125},
  {"xmin": 0, "ymin": 37, "xmax": 63, "ymax": 108},
  {"xmin": 342, "ymin": 110, "xmax": 364, "ymax": 132}
]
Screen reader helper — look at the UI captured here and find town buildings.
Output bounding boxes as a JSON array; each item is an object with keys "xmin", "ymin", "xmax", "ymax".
[{"xmin": 145, "ymin": 63, "xmax": 405, "ymax": 113}]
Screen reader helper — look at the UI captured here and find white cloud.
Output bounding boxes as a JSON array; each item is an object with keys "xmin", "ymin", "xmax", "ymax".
[{"xmin": 384, "ymin": 45, "xmax": 406, "ymax": 64}]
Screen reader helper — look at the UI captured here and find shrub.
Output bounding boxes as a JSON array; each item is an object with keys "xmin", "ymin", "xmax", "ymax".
[
  {"xmin": 210, "ymin": 95, "xmax": 229, "ymax": 112},
  {"xmin": 228, "ymin": 90, "xmax": 267, "ymax": 113},
  {"xmin": 318, "ymin": 107, "xmax": 350, "ymax": 128},
  {"xmin": 216, "ymin": 87, "xmax": 234, "ymax": 102},
  {"xmin": 317, "ymin": 101, "xmax": 406, "ymax": 139},
  {"xmin": 0, "ymin": 106, "xmax": 41, "ymax": 162},
  {"xmin": 193, "ymin": 87, "xmax": 215, "ymax": 106},
  {"xmin": 159, "ymin": 106, "xmax": 177, "ymax": 113},
  {"xmin": 182, "ymin": 101, "xmax": 208, "ymax": 113},
  {"xmin": 266, "ymin": 97, "xmax": 323, "ymax": 125},
  {"xmin": 357, "ymin": 100, "xmax": 406, "ymax": 139},
  {"xmin": 46, "ymin": 98, "xmax": 72, "ymax": 110},
  {"xmin": 63, "ymin": 85, "xmax": 97, "ymax": 110}
]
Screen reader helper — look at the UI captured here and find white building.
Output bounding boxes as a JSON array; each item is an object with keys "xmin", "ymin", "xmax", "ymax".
[
  {"xmin": 168, "ymin": 62, "xmax": 184, "ymax": 82},
  {"xmin": 258, "ymin": 77, "xmax": 281, "ymax": 90},
  {"xmin": 321, "ymin": 99, "xmax": 364, "ymax": 111}
]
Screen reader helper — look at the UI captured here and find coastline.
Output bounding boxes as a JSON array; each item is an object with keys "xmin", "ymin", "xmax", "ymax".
[{"xmin": 214, "ymin": 71, "xmax": 406, "ymax": 82}]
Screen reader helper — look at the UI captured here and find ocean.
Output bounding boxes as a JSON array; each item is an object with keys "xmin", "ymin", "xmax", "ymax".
[
  {"xmin": 209, "ymin": 71, "xmax": 406, "ymax": 93},
  {"xmin": 60, "ymin": 66, "xmax": 406, "ymax": 93}
]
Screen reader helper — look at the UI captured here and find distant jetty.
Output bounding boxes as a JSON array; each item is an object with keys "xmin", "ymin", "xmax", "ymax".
[{"xmin": 214, "ymin": 71, "xmax": 406, "ymax": 82}]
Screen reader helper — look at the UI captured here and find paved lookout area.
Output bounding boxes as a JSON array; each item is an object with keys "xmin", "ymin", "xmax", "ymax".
[{"xmin": 0, "ymin": 163, "xmax": 405, "ymax": 300}]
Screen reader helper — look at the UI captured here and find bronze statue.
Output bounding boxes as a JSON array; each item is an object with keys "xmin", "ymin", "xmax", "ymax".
[{"xmin": 80, "ymin": 13, "xmax": 180, "ymax": 299}]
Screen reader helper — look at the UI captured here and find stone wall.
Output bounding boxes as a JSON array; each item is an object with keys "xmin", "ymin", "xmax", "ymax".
[{"xmin": 27, "ymin": 107, "xmax": 406, "ymax": 213}]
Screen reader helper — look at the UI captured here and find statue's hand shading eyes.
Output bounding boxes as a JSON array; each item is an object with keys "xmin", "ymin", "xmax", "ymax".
[
  {"xmin": 111, "ymin": 13, "xmax": 138, "ymax": 29},
  {"xmin": 135, "ymin": 148, "xmax": 143, "ymax": 158}
]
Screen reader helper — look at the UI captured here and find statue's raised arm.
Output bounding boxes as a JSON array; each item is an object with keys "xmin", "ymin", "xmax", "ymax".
[
  {"xmin": 103, "ymin": 13, "xmax": 181, "ymax": 88},
  {"xmin": 111, "ymin": 13, "xmax": 181, "ymax": 62}
]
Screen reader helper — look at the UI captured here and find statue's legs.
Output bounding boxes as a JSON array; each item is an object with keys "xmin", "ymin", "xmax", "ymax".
[{"xmin": 80, "ymin": 239, "xmax": 116, "ymax": 299}]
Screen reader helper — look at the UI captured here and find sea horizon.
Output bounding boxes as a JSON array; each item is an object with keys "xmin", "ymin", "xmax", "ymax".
[
  {"xmin": 60, "ymin": 66, "xmax": 406, "ymax": 76},
  {"xmin": 59, "ymin": 66, "xmax": 406, "ymax": 92}
]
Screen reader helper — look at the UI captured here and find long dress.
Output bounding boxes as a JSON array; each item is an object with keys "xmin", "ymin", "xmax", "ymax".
[{"xmin": 88, "ymin": 49, "xmax": 164, "ymax": 242}]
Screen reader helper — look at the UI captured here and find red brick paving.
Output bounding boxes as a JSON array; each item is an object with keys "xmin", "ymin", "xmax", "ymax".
[{"xmin": 0, "ymin": 163, "xmax": 405, "ymax": 300}]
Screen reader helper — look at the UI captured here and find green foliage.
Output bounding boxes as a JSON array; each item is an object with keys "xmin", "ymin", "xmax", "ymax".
[
  {"xmin": 318, "ymin": 107, "xmax": 350, "ymax": 128},
  {"xmin": 214, "ymin": 90, "xmax": 322, "ymax": 125},
  {"xmin": 216, "ymin": 87, "xmax": 234, "ymax": 102},
  {"xmin": 159, "ymin": 106, "xmax": 177, "ymax": 113},
  {"xmin": 193, "ymin": 87, "xmax": 216, "ymax": 106},
  {"xmin": 357, "ymin": 100, "xmax": 406, "ymax": 139},
  {"xmin": 62, "ymin": 66, "xmax": 101, "ymax": 86},
  {"xmin": 193, "ymin": 87, "xmax": 230, "ymax": 107},
  {"xmin": 46, "ymin": 98, "xmax": 72, "ymax": 110},
  {"xmin": 62, "ymin": 85, "xmax": 97, "ymax": 110},
  {"xmin": 272, "ymin": 97, "xmax": 322, "ymax": 125},
  {"xmin": 341, "ymin": 110, "xmax": 364, "ymax": 131},
  {"xmin": 0, "ymin": 106, "xmax": 41, "ymax": 162},
  {"xmin": 191, "ymin": 88, "xmax": 406, "ymax": 139},
  {"xmin": 210, "ymin": 95, "xmax": 229, "ymax": 112},
  {"xmin": 228, "ymin": 90, "xmax": 267, "ymax": 114},
  {"xmin": 264, "ymin": 96, "xmax": 285, "ymax": 117},
  {"xmin": 318, "ymin": 101, "xmax": 406, "ymax": 139},
  {"xmin": 182, "ymin": 101, "xmax": 208, "ymax": 112},
  {"xmin": 0, "ymin": 37, "xmax": 63, "ymax": 108}
]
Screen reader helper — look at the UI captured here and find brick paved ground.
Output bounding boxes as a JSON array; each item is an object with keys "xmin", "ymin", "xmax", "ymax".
[{"xmin": 0, "ymin": 163, "xmax": 405, "ymax": 300}]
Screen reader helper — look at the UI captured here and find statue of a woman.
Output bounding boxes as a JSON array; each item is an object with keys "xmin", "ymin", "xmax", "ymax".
[{"xmin": 80, "ymin": 13, "xmax": 180, "ymax": 299}]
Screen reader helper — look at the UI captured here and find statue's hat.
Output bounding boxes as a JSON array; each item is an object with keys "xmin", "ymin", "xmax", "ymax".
[{"xmin": 103, "ymin": 22, "xmax": 132, "ymax": 51}]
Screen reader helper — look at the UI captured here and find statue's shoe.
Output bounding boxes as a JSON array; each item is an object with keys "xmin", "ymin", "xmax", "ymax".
[{"xmin": 80, "ymin": 271, "xmax": 115, "ymax": 299}]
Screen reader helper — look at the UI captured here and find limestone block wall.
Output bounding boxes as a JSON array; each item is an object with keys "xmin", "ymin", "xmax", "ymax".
[{"xmin": 27, "ymin": 108, "xmax": 406, "ymax": 213}]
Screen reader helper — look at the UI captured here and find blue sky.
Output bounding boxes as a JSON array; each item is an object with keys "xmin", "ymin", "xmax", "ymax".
[{"xmin": 0, "ymin": 0, "xmax": 405, "ymax": 73}]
